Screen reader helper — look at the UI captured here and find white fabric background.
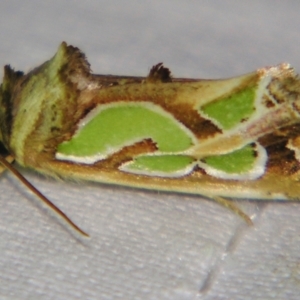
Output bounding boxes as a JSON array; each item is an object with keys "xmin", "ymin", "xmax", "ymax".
[{"xmin": 1, "ymin": 1, "xmax": 300, "ymax": 299}]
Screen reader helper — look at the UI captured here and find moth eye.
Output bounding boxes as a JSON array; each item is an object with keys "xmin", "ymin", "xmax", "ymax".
[{"xmin": 0, "ymin": 141, "xmax": 9, "ymax": 157}]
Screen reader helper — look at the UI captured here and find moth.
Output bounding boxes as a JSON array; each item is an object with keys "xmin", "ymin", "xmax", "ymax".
[{"xmin": 1, "ymin": 42, "xmax": 300, "ymax": 236}]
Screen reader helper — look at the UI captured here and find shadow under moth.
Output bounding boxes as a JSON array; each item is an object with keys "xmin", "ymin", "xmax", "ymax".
[{"xmin": 1, "ymin": 42, "xmax": 300, "ymax": 236}]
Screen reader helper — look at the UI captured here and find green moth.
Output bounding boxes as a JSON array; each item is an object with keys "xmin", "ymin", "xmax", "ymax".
[{"xmin": 1, "ymin": 42, "xmax": 300, "ymax": 236}]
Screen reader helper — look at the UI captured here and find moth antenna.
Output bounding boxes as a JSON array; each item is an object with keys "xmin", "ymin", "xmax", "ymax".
[
  {"xmin": 213, "ymin": 196, "xmax": 253, "ymax": 225},
  {"xmin": 0, "ymin": 155, "xmax": 89, "ymax": 237}
]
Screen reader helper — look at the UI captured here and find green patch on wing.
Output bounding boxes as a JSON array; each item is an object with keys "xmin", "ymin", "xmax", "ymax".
[
  {"xmin": 57, "ymin": 103, "xmax": 195, "ymax": 158},
  {"xmin": 203, "ymin": 144, "xmax": 256, "ymax": 174},
  {"xmin": 126, "ymin": 155, "xmax": 195, "ymax": 175},
  {"xmin": 200, "ymin": 86, "xmax": 256, "ymax": 130}
]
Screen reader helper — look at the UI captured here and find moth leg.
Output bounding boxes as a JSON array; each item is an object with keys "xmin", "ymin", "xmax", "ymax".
[
  {"xmin": 0, "ymin": 155, "xmax": 89, "ymax": 237},
  {"xmin": 213, "ymin": 196, "xmax": 253, "ymax": 225},
  {"xmin": 0, "ymin": 155, "xmax": 14, "ymax": 173}
]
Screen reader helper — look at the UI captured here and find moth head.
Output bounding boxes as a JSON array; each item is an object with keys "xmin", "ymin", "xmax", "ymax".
[{"xmin": 0, "ymin": 65, "xmax": 24, "ymax": 151}]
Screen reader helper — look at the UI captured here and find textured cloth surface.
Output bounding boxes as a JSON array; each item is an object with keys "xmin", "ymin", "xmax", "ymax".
[{"xmin": 1, "ymin": 1, "xmax": 300, "ymax": 299}]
